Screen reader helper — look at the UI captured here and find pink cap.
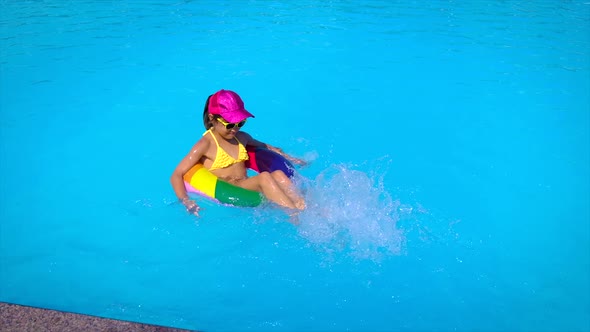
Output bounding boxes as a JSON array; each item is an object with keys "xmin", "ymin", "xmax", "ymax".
[{"xmin": 208, "ymin": 89, "xmax": 255, "ymax": 123}]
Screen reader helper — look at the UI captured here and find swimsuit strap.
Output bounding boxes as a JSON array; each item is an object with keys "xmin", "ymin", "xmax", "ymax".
[{"xmin": 205, "ymin": 129, "xmax": 220, "ymax": 147}]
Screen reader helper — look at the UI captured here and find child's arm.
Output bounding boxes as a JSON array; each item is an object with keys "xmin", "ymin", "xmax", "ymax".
[
  {"xmin": 265, "ymin": 144, "xmax": 307, "ymax": 166},
  {"xmin": 240, "ymin": 132, "xmax": 307, "ymax": 166},
  {"xmin": 170, "ymin": 138, "xmax": 210, "ymax": 215}
]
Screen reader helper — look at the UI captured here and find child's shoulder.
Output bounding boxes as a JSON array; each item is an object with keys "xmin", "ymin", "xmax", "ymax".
[
  {"xmin": 237, "ymin": 131, "xmax": 253, "ymax": 143},
  {"xmin": 237, "ymin": 131, "xmax": 252, "ymax": 139},
  {"xmin": 195, "ymin": 131, "xmax": 213, "ymax": 147}
]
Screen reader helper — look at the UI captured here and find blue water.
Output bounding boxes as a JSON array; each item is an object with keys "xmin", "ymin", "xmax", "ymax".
[{"xmin": 1, "ymin": 1, "xmax": 589, "ymax": 331}]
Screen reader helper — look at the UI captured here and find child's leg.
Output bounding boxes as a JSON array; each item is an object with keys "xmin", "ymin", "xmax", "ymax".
[
  {"xmin": 235, "ymin": 172, "xmax": 299, "ymax": 209},
  {"xmin": 270, "ymin": 170, "xmax": 306, "ymax": 210}
]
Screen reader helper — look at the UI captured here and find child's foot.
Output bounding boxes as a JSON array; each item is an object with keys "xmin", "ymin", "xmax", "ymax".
[{"xmin": 295, "ymin": 199, "xmax": 306, "ymax": 210}]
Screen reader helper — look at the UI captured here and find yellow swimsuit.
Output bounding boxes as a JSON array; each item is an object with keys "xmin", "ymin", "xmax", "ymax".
[{"xmin": 205, "ymin": 129, "xmax": 249, "ymax": 171}]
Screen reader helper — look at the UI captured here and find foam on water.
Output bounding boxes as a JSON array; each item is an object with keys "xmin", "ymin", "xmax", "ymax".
[{"xmin": 295, "ymin": 164, "xmax": 403, "ymax": 260}]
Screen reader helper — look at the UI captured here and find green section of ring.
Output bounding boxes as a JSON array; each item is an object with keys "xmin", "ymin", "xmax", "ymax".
[{"xmin": 214, "ymin": 180, "xmax": 263, "ymax": 207}]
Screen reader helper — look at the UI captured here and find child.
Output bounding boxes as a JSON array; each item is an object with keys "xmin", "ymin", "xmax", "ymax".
[{"xmin": 170, "ymin": 89, "xmax": 307, "ymax": 216}]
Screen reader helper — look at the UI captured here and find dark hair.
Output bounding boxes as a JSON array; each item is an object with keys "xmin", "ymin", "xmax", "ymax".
[{"xmin": 202, "ymin": 94, "xmax": 213, "ymax": 129}]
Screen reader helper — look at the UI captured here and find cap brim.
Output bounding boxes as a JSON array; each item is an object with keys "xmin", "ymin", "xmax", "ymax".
[{"xmin": 222, "ymin": 110, "xmax": 255, "ymax": 123}]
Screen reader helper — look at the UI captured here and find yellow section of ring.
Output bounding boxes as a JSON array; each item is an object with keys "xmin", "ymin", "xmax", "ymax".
[{"xmin": 183, "ymin": 164, "xmax": 217, "ymax": 198}]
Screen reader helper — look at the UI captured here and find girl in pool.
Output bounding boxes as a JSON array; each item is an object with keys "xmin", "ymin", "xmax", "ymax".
[{"xmin": 170, "ymin": 89, "xmax": 306, "ymax": 216}]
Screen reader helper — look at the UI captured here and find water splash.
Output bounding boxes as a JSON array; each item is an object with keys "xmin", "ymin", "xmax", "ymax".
[{"xmin": 296, "ymin": 164, "xmax": 404, "ymax": 260}]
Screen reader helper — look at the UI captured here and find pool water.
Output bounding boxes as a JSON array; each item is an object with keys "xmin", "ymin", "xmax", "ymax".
[{"xmin": 1, "ymin": 1, "xmax": 589, "ymax": 331}]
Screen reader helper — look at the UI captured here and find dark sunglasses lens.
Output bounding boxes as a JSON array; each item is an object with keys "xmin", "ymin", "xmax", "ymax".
[{"xmin": 225, "ymin": 121, "xmax": 245, "ymax": 130}]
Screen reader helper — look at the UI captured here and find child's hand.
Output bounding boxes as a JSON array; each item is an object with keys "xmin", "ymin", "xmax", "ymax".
[
  {"xmin": 290, "ymin": 157, "xmax": 308, "ymax": 167},
  {"xmin": 182, "ymin": 198, "xmax": 201, "ymax": 216},
  {"xmin": 268, "ymin": 145, "xmax": 309, "ymax": 167}
]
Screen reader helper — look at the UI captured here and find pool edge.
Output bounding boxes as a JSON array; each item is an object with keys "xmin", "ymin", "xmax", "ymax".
[{"xmin": 0, "ymin": 302, "xmax": 196, "ymax": 332}]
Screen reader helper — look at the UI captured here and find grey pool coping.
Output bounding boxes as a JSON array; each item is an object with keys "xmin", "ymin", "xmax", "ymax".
[{"xmin": 0, "ymin": 302, "xmax": 196, "ymax": 332}]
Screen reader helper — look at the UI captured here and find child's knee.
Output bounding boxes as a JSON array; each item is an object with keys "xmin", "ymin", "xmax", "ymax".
[
  {"xmin": 259, "ymin": 171, "xmax": 273, "ymax": 181},
  {"xmin": 271, "ymin": 170, "xmax": 287, "ymax": 179}
]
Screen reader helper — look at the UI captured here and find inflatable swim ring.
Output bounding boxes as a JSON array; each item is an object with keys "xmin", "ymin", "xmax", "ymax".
[{"xmin": 183, "ymin": 146, "xmax": 295, "ymax": 207}]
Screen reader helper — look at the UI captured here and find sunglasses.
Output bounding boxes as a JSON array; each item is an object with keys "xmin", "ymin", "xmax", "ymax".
[{"xmin": 216, "ymin": 117, "xmax": 246, "ymax": 130}]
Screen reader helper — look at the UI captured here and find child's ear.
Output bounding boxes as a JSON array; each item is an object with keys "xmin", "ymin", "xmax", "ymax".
[{"xmin": 208, "ymin": 114, "xmax": 215, "ymax": 121}]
